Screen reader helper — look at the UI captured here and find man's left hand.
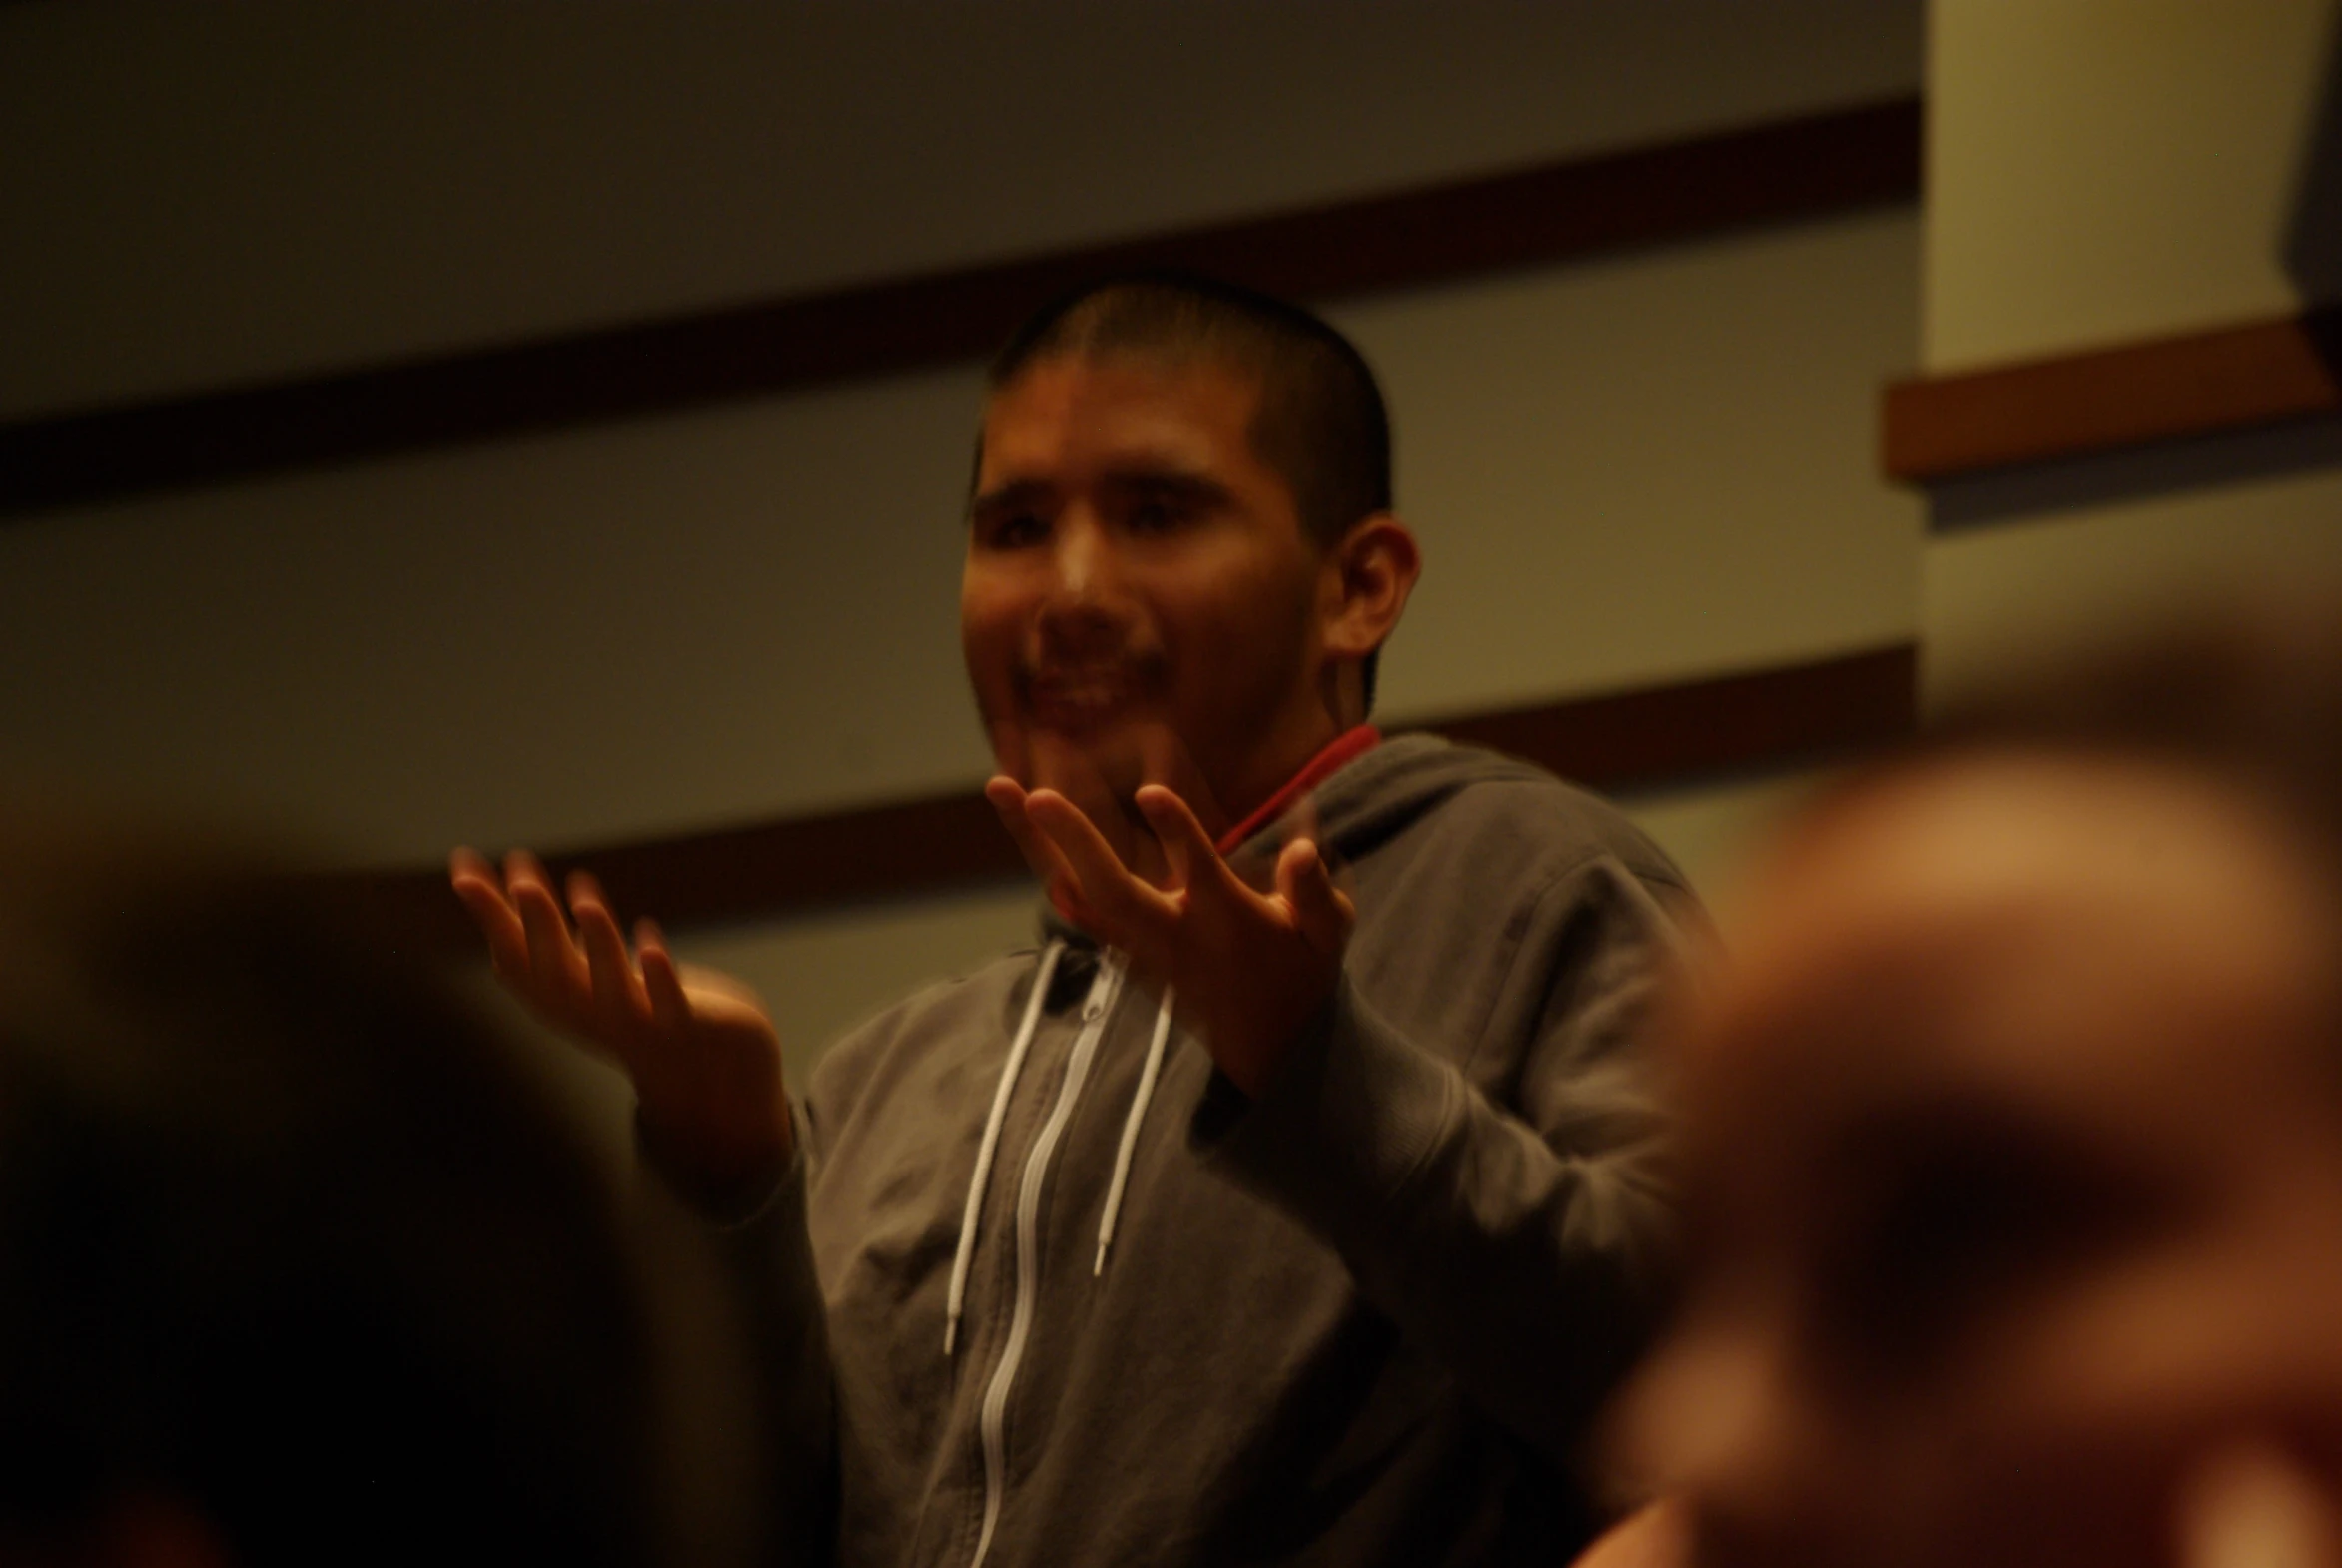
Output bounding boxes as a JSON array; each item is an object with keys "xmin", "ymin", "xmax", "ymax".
[{"xmin": 987, "ymin": 777, "xmax": 1354, "ymax": 1096}]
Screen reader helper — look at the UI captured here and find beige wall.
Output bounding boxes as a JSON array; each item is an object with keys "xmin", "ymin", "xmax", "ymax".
[
  {"xmin": 0, "ymin": 212, "xmax": 1922, "ymax": 858},
  {"xmin": 1922, "ymin": 0, "xmax": 2342, "ymax": 714},
  {"xmin": 1350, "ymin": 214, "xmax": 1921, "ymax": 719},
  {"xmin": 0, "ymin": 2, "xmax": 1925, "ymax": 1073},
  {"xmin": 0, "ymin": 0, "xmax": 1922, "ymax": 419},
  {"xmin": 1926, "ymin": 464, "xmax": 2342, "ymax": 708},
  {"xmin": 1926, "ymin": 0, "xmax": 2338, "ymax": 372}
]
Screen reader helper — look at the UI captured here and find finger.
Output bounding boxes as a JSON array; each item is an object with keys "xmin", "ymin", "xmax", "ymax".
[
  {"xmin": 1138, "ymin": 725, "xmax": 1229, "ymax": 842},
  {"xmin": 448, "ymin": 847, "xmax": 529, "ymax": 975},
  {"xmin": 1134, "ymin": 783, "xmax": 1237, "ymax": 900},
  {"xmin": 449, "ymin": 843, "xmax": 499, "ymax": 890},
  {"xmin": 1287, "ymin": 796, "xmax": 1324, "ymax": 853},
  {"xmin": 1025, "ymin": 787, "xmax": 1133, "ymax": 893},
  {"xmin": 567, "ymin": 870, "xmax": 647, "ymax": 1027},
  {"xmin": 1287, "ymin": 798, "xmax": 1357, "ymax": 893},
  {"xmin": 1138, "ymin": 784, "xmax": 1271, "ymax": 925},
  {"xmin": 985, "ymin": 717, "xmax": 1034, "ymax": 789},
  {"xmin": 503, "ymin": 846, "xmax": 553, "ymax": 898},
  {"xmin": 507, "ymin": 851, "xmax": 589, "ymax": 1008},
  {"xmin": 1027, "ymin": 788, "xmax": 1176, "ymax": 934},
  {"xmin": 1131, "ymin": 785, "xmax": 1193, "ymax": 889},
  {"xmin": 1028, "ymin": 733, "xmax": 1147, "ymax": 872},
  {"xmin": 1277, "ymin": 838, "xmax": 1355, "ymax": 954},
  {"xmin": 637, "ymin": 918, "xmax": 691, "ymax": 1033},
  {"xmin": 986, "ymin": 775, "xmax": 1082, "ymax": 896}
]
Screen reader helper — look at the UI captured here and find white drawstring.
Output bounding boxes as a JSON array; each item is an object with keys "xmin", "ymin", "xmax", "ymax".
[
  {"xmin": 947, "ymin": 942, "xmax": 1181, "ymax": 1353},
  {"xmin": 1095, "ymin": 987, "xmax": 1173, "ymax": 1275},
  {"xmin": 945, "ymin": 938, "xmax": 1064, "ymax": 1355}
]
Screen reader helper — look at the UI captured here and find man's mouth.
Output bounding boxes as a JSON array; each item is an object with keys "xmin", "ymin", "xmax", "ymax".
[{"xmin": 1022, "ymin": 665, "xmax": 1148, "ymax": 732}]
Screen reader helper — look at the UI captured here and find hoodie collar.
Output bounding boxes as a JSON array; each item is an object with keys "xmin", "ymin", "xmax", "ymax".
[{"xmin": 1214, "ymin": 725, "xmax": 1381, "ymax": 855}]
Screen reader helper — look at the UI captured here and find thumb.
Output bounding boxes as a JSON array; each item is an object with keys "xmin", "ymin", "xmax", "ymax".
[{"xmin": 1277, "ymin": 838, "xmax": 1354, "ymax": 955}]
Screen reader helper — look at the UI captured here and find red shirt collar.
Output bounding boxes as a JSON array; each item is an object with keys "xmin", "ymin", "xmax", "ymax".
[{"xmin": 1214, "ymin": 725, "xmax": 1380, "ymax": 855}]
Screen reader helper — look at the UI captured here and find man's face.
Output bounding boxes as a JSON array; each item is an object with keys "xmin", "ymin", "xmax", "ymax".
[
  {"xmin": 962, "ymin": 352, "xmax": 1336, "ymax": 829},
  {"xmin": 1622, "ymin": 756, "xmax": 2342, "ymax": 1568}
]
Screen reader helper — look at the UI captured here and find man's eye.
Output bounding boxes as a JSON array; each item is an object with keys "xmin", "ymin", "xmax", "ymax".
[
  {"xmin": 1127, "ymin": 500, "xmax": 1184, "ymax": 534},
  {"xmin": 984, "ymin": 514, "xmax": 1046, "ymax": 548}
]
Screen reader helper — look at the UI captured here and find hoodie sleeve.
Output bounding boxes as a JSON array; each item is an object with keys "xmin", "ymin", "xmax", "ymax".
[
  {"xmin": 635, "ymin": 1121, "xmax": 842, "ymax": 1566},
  {"xmin": 1190, "ymin": 850, "xmax": 1682, "ymax": 1469}
]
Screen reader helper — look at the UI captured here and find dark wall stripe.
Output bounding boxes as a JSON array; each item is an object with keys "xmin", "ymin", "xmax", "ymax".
[
  {"xmin": 5, "ymin": 97, "xmax": 1920, "ymax": 518},
  {"xmin": 1882, "ymin": 309, "xmax": 2342, "ymax": 484},
  {"xmin": 339, "ymin": 643, "xmax": 1916, "ymax": 956},
  {"xmin": 1433, "ymin": 642, "xmax": 1915, "ymax": 791}
]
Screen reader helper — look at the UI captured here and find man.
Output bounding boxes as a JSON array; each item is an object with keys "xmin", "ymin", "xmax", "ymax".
[
  {"xmin": 1609, "ymin": 615, "xmax": 2342, "ymax": 1568},
  {"xmin": 455, "ymin": 277, "xmax": 1689, "ymax": 1564}
]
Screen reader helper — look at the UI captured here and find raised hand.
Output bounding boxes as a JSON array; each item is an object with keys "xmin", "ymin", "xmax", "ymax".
[
  {"xmin": 985, "ymin": 777, "xmax": 1353, "ymax": 1095},
  {"xmin": 449, "ymin": 847, "xmax": 792, "ymax": 1196}
]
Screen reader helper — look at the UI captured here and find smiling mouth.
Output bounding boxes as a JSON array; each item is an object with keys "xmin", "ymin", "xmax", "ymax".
[{"xmin": 1022, "ymin": 666, "xmax": 1149, "ymax": 732}]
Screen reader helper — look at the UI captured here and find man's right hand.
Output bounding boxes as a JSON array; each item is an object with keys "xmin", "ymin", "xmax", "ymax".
[{"xmin": 449, "ymin": 847, "xmax": 793, "ymax": 1200}]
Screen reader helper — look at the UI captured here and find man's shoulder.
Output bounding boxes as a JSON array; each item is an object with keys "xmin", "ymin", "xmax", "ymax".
[{"xmin": 1328, "ymin": 733, "xmax": 1690, "ymax": 898}]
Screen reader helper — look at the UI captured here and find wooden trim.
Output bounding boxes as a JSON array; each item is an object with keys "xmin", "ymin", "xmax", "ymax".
[
  {"xmin": 3, "ymin": 97, "xmax": 1920, "ymax": 517},
  {"xmin": 1882, "ymin": 310, "xmax": 2342, "ymax": 484},
  {"xmin": 336, "ymin": 643, "xmax": 1916, "ymax": 955},
  {"xmin": 1432, "ymin": 642, "xmax": 1915, "ymax": 791}
]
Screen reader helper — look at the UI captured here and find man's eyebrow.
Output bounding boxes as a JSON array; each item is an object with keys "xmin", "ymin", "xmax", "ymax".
[
  {"xmin": 1100, "ymin": 468, "xmax": 1233, "ymax": 506},
  {"xmin": 968, "ymin": 478, "xmax": 1052, "ymax": 520}
]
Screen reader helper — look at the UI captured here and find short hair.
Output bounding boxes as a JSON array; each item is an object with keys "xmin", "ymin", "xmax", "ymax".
[
  {"xmin": 1927, "ymin": 603, "xmax": 2342, "ymax": 860},
  {"xmin": 989, "ymin": 274, "xmax": 1392, "ymax": 547},
  {"xmin": 0, "ymin": 811, "xmax": 662, "ymax": 1565},
  {"xmin": 1890, "ymin": 602, "xmax": 2342, "ymax": 1079},
  {"xmin": 988, "ymin": 273, "xmax": 1396, "ymax": 704}
]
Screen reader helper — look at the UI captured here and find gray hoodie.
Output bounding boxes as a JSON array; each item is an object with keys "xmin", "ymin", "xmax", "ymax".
[{"xmin": 784, "ymin": 734, "xmax": 1689, "ymax": 1566}]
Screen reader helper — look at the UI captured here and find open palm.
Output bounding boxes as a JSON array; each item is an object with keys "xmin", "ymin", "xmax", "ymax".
[
  {"xmin": 986, "ymin": 778, "xmax": 1354, "ymax": 1095},
  {"xmin": 450, "ymin": 847, "xmax": 792, "ymax": 1196}
]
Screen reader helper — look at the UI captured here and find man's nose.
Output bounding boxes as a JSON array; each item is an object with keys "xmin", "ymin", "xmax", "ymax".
[
  {"xmin": 1047, "ymin": 510, "xmax": 1115, "ymax": 601},
  {"xmin": 1034, "ymin": 514, "xmax": 1131, "ymax": 650}
]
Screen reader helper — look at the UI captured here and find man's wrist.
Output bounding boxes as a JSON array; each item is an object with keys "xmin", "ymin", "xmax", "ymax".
[
  {"xmin": 1199, "ymin": 980, "xmax": 1340, "ymax": 1101},
  {"xmin": 633, "ymin": 1103, "xmax": 792, "ymax": 1219}
]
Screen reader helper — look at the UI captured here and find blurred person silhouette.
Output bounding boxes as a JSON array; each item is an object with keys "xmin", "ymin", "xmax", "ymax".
[
  {"xmin": 0, "ymin": 801, "xmax": 828, "ymax": 1567},
  {"xmin": 1596, "ymin": 605, "xmax": 2342, "ymax": 1568}
]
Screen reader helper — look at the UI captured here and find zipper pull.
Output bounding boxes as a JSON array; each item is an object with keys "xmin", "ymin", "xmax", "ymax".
[{"xmin": 1081, "ymin": 954, "xmax": 1124, "ymax": 1022}]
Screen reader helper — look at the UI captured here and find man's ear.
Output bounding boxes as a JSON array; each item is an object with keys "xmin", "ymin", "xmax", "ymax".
[{"xmin": 1320, "ymin": 513, "xmax": 1421, "ymax": 663}]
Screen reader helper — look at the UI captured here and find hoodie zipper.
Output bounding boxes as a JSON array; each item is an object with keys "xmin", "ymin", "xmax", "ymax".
[{"xmin": 966, "ymin": 951, "xmax": 1125, "ymax": 1568}]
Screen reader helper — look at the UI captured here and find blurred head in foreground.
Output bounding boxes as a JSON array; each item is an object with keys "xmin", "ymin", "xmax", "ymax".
[
  {"xmin": 0, "ymin": 809, "xmax": 661, "ymax": 1567},
  {"xmin": 1617, "ymin": 611, "xmax": 2342, "ymax": 1568}
]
